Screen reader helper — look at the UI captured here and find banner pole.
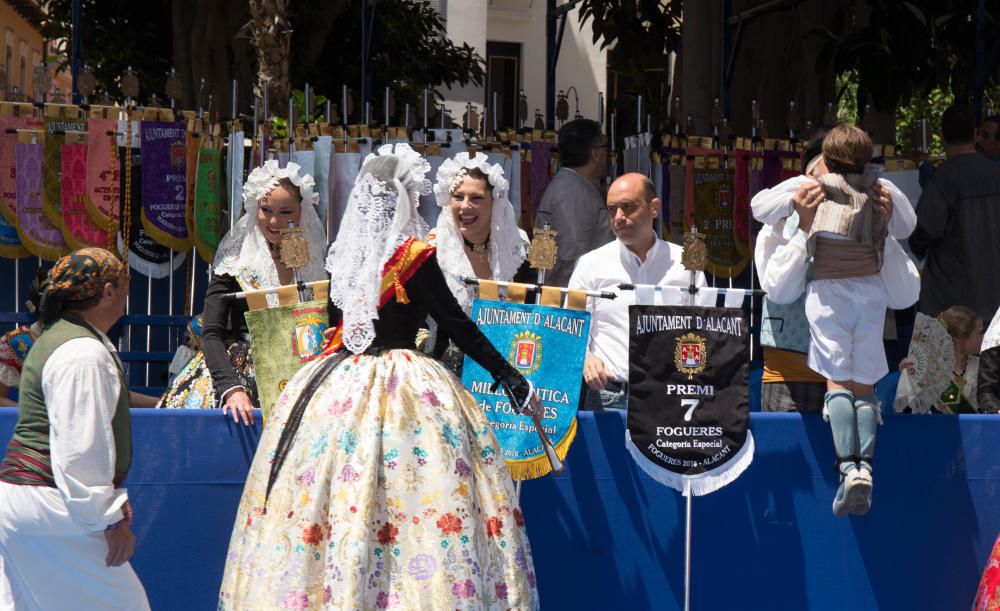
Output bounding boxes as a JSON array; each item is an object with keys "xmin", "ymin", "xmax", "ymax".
[{"xmin": 684, "ymin": 479, "xmax": 693, "ymax": 611}]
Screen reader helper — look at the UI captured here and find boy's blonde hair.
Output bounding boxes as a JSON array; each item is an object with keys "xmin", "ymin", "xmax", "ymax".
[
  {"xmin": 938, "ymin": 305, "xmax": 983, "ymax": 341},
  {"xmin": 822, "ymin": 123, "xmax": 873, "ymax": 174}
]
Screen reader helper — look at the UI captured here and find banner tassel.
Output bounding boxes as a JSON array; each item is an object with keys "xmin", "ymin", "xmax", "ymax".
[{"xmin": 625, "ymin": 430, "xmax": 755, "ymax": 497}]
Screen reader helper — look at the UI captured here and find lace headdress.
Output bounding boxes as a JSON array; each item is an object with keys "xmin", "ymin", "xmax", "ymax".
[
  {"xmin": 213, "ymin": 160, "xmax": 328, "ymax": 297},
  {"xmin": 431, "ymin": 151, "xmax": 528, "ymax": 312},
  {"xmin": 325, "ymin": 143, "xmax": 431, "ymax": 354}
]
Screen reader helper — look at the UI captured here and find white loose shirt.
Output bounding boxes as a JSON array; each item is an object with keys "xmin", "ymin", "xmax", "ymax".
[
  {"xmin": 751, "ymin": 174, "xmax": 918, "ymax": 305},
  {"xmin": 751, "ymin": 174, "xmax": 916, "ymax": 240},
  {"xmin": 569, "ymin": 239, "xmax": 707, "ymax": 382},
  {"xmin": 43, "ymin": 334, "xmax": 128, "ymax": 531}
]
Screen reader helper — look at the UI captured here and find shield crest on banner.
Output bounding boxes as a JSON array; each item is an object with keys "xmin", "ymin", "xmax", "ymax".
[
  {"xmin": 462, "ymin": 300, "xmax": 589, "ymax": 480},
  {"xmin": 510, "ymin": 330, "xmax": 542, "ymax": 374},
  {"xmin": 626, "ymin": 304, "xmax": 753, "ymax": 496},
  {"xmin": 245, "ymin": 300, "xmax": 328, "ymax": 420}
]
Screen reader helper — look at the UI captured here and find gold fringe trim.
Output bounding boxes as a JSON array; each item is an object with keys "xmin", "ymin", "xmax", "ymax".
[
  {"xmin": 0, "ymin": 199, "xmax": 16, "ymax": 226},
  {"xmin": 141, "ymin": 209, "xmax": 193, "ymax": 253},
  {"xmin": 505, "ymin": 416, "xmax": 577, "ymax": 481},
  {"xmin": 0, "ymin": 241, "xmax": 30, "ymax": 259}
]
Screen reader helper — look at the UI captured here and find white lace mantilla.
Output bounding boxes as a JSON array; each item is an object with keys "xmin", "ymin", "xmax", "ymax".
[
  {"xmin": 213, "ymin": 160, "xmax": 327, "ymax": 302},
  {"xmin": 326, "ymin": 144, "xmax": 431, "ymax": 354},
  {"xmin": 431, "ymin": 152, "xmax": 528, "ymax": 313}
]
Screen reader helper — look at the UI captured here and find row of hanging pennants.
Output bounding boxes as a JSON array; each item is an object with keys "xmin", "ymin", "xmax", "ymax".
[
  {"xmin": 0, "ymin": 97, "xmax": 573, "ymax": 278},
  {"xmin": 0, "ymin": 97, "xmax": 923, "ymax": 289},
  {"xmin": 0, "ymin": 101, "xmax": 227, "ymax": 279}
]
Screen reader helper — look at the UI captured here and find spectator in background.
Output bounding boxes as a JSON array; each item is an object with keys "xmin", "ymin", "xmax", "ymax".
[
  {"xmin": 977, "ymin": 114, "xmax": 1000, "ymax": 161},
  {"xmin": 0, "ymin": 268, "xmax": 46, "ymax": 407},
  {"xmin": 896, "ymin": 305, "xmax": 984, "ymax": 413},
  {"xmin": 910, "ymin": 104, "xmax": 1000, "ymax": 324},
  {"xmin": 534, "ymin": 119, "xmax": 613, "ymax": 287}
]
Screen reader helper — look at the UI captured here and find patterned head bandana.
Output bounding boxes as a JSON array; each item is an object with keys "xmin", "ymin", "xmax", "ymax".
[{"xmin": 39, "ymin": 247, "xmax": 124, "ymax": 324}]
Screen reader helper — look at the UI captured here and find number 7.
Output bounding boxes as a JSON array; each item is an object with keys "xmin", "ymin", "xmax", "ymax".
[{"xmin": 681, "ymin": 398, "xmax": 700, "ymax": 422}]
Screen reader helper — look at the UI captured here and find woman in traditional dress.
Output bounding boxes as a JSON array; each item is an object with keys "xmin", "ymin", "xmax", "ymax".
[
  {"xmin": 423, "ymin": 151, "xmax": 531, "ymax": 371},
  {"xmin": 0, "ymin": 269, "xmax": 46, "ymax": 406},
  {"xmin": 219, "ymin": 144, "xmax": 541, "ymax": 610},
  {"xmin": 157, "ymin": 161, "xmax": 327, "ymax": 423},
  {"xmin": 895, "ymin": 305, "xmax": 984, "ymax": 413}
]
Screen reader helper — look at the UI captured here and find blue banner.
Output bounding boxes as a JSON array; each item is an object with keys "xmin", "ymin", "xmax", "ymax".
[{"xmin": 462, "ymin": 299, "xmax": 590, "ymax": 479}]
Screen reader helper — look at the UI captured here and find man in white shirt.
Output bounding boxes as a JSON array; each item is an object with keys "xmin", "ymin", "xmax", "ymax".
[
  {"xmin": 0, "ymin": 248, "xmax": 149, "ymax": 610},
  {"xmin": 569, "ymin": 173, "xmax": 706, "ymax": 410},
  {"xmin": 535, "ymin": 119, "xmax": 614, "ymax": 287}
]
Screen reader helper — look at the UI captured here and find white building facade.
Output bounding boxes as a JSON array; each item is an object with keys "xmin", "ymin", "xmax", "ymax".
[{"xmin": 433, "ymin": 0, "xmax": 607, "ymax": 131}]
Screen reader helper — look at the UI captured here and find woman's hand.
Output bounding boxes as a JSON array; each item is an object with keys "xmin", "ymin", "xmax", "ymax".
[
  {"xmin": 222, "ymin": 388, "xmax": 255, "ymax": 425},
  {"xmin": 899, "ymin": 357, "xmax": 916, "ymax": 375},
  {"xmin": 791, "ymin": 179, "xmax": 823, "ymax": 233},
  {"xmin": 524, "ymin": 392, "xmax": 545, "ymax": 420},
  {"xmin": 874, "ymin": 184, "xmax": 893, "ymax": 220}
]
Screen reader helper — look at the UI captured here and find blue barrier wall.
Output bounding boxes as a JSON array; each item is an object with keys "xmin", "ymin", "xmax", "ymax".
[{"xmin": 1, "ymin": 404, "xmax": 995, "ymax": 611}]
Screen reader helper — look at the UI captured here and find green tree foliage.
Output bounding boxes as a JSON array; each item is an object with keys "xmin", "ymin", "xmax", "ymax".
[
  {"xmin": 290, "ymin": 0, "xmax": 484, "ymax": 122},
  {"xmin": 576, "ymin": 0, "xmax": 682, "ymax": 131},
  {"xmin": 813, "ymin": 1, "xmax": 1000, "ymax": 114},
  {"xmin": 41, "ymin": 0, "xmax": 483, "ymax": 120},
  {"xmin": 42, "ymin": 0, "xmax": 173, "ymax": 101}
]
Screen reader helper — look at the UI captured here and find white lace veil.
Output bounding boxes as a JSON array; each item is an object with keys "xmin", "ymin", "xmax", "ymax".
[
  {"xmin": 430, "ymin": 151, "xmax": 528, "ymax": 313},
  {"xmin": 213, "ymin": 160, "xmax": 328, "ymax": 299},
  {"xmin": 325, "ymin": 143, "xmax": 431, "ymax": 354}
]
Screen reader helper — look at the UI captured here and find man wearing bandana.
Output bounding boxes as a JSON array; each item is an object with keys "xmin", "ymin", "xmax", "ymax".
[{"xmin": 0, "ymin": 248, "xmax": 149, "ymax": 610}]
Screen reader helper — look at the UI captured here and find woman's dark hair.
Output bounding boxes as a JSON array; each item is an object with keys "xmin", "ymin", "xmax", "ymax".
[
  {"xmin": 463, "ymin": 167, "xmax": 491, "ymax": 187},
  {"xmin": 274, "ymin": 177, "xmax": 303, "ymax": 203}
]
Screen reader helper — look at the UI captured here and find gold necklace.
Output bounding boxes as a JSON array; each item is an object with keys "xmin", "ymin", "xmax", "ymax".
[{"xmin": 463, "ymin": 235, "xmax": 489, "ymax": 253}]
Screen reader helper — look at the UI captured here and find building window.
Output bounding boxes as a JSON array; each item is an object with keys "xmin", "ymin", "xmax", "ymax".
[
  {"xmin": 486, "ymin": 41, "xmax": 521, "ymax": 131},
  {"xmin": 19, "ymin": 41, "xmax": 27, "ymax": 94},
  {"xmin": 426, "ymin": 0, "xmax": 447, "ymax": 26},
  {"xmin": 4, "ymin": 29, "xmax": 12, "ymax": 93}
]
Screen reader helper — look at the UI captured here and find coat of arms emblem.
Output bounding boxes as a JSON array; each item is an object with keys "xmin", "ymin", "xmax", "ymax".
[
  {"xmin": 509, "ymin": 330, "xmax": 542, "ymax": 375},
  {"xmin": 290, "ymin": 306, "xmax": 326, "ymax": 363},
  {"xmin": 675, "ymin": 332, "xmax": 707, "ymax": 379}
]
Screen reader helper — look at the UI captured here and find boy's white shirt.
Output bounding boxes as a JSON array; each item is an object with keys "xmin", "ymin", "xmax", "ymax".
[{"xmin": 751, "ymin": 174, "xmax": 918, "ymax": 305}]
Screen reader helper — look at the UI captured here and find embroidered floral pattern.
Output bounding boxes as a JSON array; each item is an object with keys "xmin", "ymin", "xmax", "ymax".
[
  {"xmin": 219, "ymin": 349, "xmax": 537, "ymax": 609},
  {"xmin": 157, "ymin": 340, "xmax": 257, "ymax": 409}
]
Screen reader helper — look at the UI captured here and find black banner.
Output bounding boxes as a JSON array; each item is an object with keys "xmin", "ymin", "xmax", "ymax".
[
  {"xmin": 626, "ymin": 304, "xmax": 753, "ymax": 495},
  {"xmin": 122, "ymin": 145, "xmax": 185, "ymax": 278}
]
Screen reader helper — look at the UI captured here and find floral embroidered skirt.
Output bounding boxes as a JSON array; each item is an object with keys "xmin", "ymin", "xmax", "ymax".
[
  {"xmin": 975, "ymin": 534, "xmax": 1000, "ymax": 610},
  {"xmin": 156, "ymin": 340, "xmax": 257, "ymax": 410},
  {"xmin": 218, "ymin": 349, "xmax": 538, "ymax": 610}
]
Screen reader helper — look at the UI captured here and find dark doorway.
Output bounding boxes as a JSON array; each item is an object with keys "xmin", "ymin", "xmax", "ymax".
[{"xmin": 486, "ymin": 41, "xmax": 521, "ymax": 132}]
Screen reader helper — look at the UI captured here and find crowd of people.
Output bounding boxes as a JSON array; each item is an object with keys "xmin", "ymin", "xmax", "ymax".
[{"xmin": 0, "ymin": 104, "xmax": 998, "ymax": 608}]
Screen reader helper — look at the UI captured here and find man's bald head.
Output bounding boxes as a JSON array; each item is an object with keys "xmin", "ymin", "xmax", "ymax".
[
  {"xmin": 606, "ymin": 173, "xmax": 660, "ymax": 256},
  {"xmin": 609, "ymin": 173, "xmax": 657, "ymax": 203}
]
